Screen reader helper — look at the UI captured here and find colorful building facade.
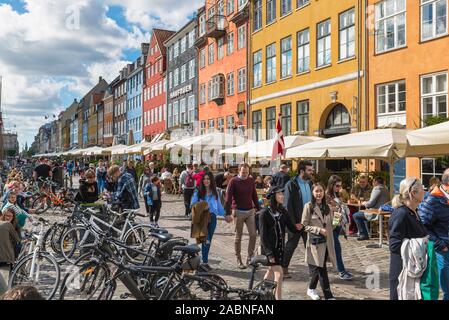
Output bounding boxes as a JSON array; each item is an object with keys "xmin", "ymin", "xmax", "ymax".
[{"xmin": 113, "ymin": 67, "xmax": 128, "ymax": 145}]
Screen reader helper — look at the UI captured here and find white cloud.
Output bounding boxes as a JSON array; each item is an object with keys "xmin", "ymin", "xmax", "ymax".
[{"xmin": 0, "ymin": 0, "xmax": 202, "ymax": 149}]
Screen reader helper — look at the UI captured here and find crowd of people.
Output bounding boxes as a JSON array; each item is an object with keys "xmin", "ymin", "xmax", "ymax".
[{"xmin": 1, "ymin": 155, "xmax": 449, "ymax": 300}]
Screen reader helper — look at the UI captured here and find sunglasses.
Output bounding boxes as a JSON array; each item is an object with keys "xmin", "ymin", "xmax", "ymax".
[{"xmin": 409, "ymin": 179, "xmax": 418, "ymax": 195}]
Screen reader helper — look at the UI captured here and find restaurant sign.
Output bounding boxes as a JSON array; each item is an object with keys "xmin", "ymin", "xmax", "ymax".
[{"xmin": 170, "ymin": 84, "xmax": 192, "ymax": 99}]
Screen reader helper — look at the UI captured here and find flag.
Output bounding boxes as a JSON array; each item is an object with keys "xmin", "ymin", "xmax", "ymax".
[{"xmin": 271, "ymin": 113, "xmax": 285, "ymax": 161}]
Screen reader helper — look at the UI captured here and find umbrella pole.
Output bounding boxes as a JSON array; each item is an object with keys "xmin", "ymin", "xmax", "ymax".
[{"xmin": 389, "ymin": 158, "xmax": 395, "ymax": 200}]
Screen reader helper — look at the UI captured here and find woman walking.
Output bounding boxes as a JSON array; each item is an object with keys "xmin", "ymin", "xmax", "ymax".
[
  {"xmin": 258, "ymin": 186, "xmax": 303, "ymax": 300},
  {"xmin": 145, "ymin": 176, "xmax": 162, "ymax": 226},
  {"xmin": 190, "ymin": 171, "xmax": 225, "ymax": 270},
  {"xmin": 96, "ymin": 160, "xmax": 107, "ymax": 194},
  {"xmin": 325, "ymin": 175, "xmax": 353, "ymax": 280},
  {"xmin": 302, "ymin": 183, "xmax": 337, "ymax": 300},
  {"xmin": 389, "ymin": 178, "xmax": 437, "ymax": 300}
]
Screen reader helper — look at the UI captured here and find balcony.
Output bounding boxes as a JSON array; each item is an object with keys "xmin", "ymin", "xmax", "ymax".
[
  {"xmin": 194, "ymin": 35, "xmax": 207, "ymax": 48},
  {"xmin": 230, "ymin": 3, "xmax": 249, "ymax": 25},
  {"xmin": 206, "ymin": 15, "xmax": 228, "ymax": 39}
]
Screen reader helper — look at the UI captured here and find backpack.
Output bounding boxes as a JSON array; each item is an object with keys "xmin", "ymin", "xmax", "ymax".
[{"xmin": 185, "ymin": 172, "xmax": 195, "ymax": 188}]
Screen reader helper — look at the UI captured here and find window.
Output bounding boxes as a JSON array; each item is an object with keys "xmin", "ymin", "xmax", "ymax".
[
  {"xmin": 254, "ymin": 0, "xmax": 263, "ymax": 31},
  {"xmin": 421, "ymin": 0, "xmax": 448, "ymax": 40},
  {"xmin": 377, "ymin": 81, "xmax": 406, "ymax": 115},
  {"xmin": 297, "ymin": 29, "xmax": 310, "ymax": 73},
  {"xmin": 253, "ymin": 50, "xmax": 262, "ymax": 87},
  {"xmin": 281, "ymin": 36, "xmax": 292, "ymax": 78},
  {"xmin": 180, "ymin": 98, "xmax": 187, "ymax": 124},
  {"xmin": 188, "ymin": 95, "xmax": 195, "ymax": 123},
  {"xmin": 200, "ymin": 121, "xmax": 206, "ymax": 135},
  {"xmin": 218, "ymin": 117, "xmax": 225, "ymax": 132},
  {"xmin": 262, "ymin": 44, "xmax": 276, "ymax": 84},
  {"xmin": 168, "ymin": 104, "xmax": 173, "ymax": 127},
  {"xmin": 189, "ymin": 59, "xmax": 195, "ymax": 79},
  {"xmin": 208, "ymin": 119, "xmax": 215, "ymax": 133},
  {"xmin": 252, "ymin": 110, "xmax": 262, "ymax": 141},
  {"xmin": 421, "ymin": 72, "xmax": 448, "ymax": 123},
  {"xmin": 227, "ymin": 72, "xmax": 235, "ymax": 96},
  {"xmin": 173, "ymin": 101, "xmax": 179, "ymax": 125},
  {"xmin": 317, "ymin": 19, "xmax": 331, "ymax": 67},
  {"xmin": 227, "ymin": 0, "xmax": 234, "ymax": 15},
  {"xmin": 174, "ymin": 68, "xmax": 179, "ymax": 87},
  {"xmin": 227, "ymin": 32, "xmax": 234, "ymax": 55},
  {"xmin": 297, "ymin": 100, "xmax": 309, "ymax": 132},
  {"xmin": 238, "ymin": 0, "xmax": 246, "ymax": 9},
  {"xmin": 208, "ymin": 43, "xmax": 215, "ymax": 64},
  {"xmin": 281, "ymin": 0, "xmax": 291, "ymax": 16},
  {"xmin": 421, "ymin": 158, "xmax": 446, "ymax": 187},
  {"xmin": 297, "ymin": 0, "xmax": 309, "ymax": 8},
  {"xmin": 208, "ymin": 7, "xmax": 215, "ymax": 19},
  {"xmin": 267, "ymin": 0, "xmax": 276, "ymax": 24},
  {"xmin": 200, "ymin": 48, "xmax": 206, "ymax": 68},
  {"xmin": 238, "ymin": 68, "xmax": 246, "ymax": 93},
  {"xmin": 199, "ymin": 14, "xmax": 206, "ymax": 36},
  {"xmin": 200, "ymin": 84, "xmax": 206, "ymax": 104},
  {"xmin": 174, "ymin": 41, "xmax": 179, "ymax": 58},
  {"xmin": 266, "ymin": 107, "xmax": 276, "ymax": 139},
  {"xmin": 281, "ymin": 103, "xmax": 291, "ymax": 136},
  {"xmin": 375, "ymin": 0, "xmax": 406, "ymax": 53},
  {"xmin": 218, "ymin": 37, "xmax": 224, "ymax": 60},
  {"xmin": 339, "ymin": 8, "xmax": 355, "ymax": 60},
  {"xmin": 227, "ymin": 115, "xmax": 235, "ymax": 133},
  {"xmin": 181, "ymin": 35, "xmax": 187, "ymax": 53},
  {"xmin": 208, "ymin": 75, "xmax": 225, "ymax": 101},
  {"xmin": 181, "ymin": 64, "xmax": 187, "ymax": 84},
  {"xmin": 189, "ymin": 29, "xmax": 195, "ymax": 48},
  {"xmin": 238, "ymin": 25, "xmax": 246, "ymax": 49}
]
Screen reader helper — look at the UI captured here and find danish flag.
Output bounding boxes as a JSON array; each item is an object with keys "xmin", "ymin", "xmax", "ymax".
[{"xmin": 271, "ymin": 113, "xmax": 285, "ymax": 160}]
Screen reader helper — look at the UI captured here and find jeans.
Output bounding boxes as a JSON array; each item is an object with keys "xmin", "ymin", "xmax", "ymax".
[
  {"xmin": 353, "ymin": 212, "xmax": 370, "ymax": 237},
  {"xmin": 436, "ymin": 249, "xmax": 449, "ymax": 300},
  {"xmin": 201, "ymin": 213, "xmax": 217, "ymax": 263},
  {"xmin": 183, "ymin": 189, "xmax": 194, "ymax": 216},
  {"xmin": 98, "ymin": 179, "xmax": 106, "ymax": 193},
  {"xmin": 150, "ymin": 200, "xmax": 162, "ymax": 223},
  {"xmin": 333, "ymin": 226, "xmax": 346, "ymax": 273},
  {"xmin": 282, "ymin": 231, "xmax": 307, "ymax": 269}
]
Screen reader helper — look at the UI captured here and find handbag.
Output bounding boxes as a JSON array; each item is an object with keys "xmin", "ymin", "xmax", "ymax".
[{"xmin": 309, "ymin": 233, "xmax": 327, "ymax": 245}]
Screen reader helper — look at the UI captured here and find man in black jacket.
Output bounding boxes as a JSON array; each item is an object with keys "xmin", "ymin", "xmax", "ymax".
[
  {"xmin": 282, "ymin": 160, "xmax": 314, "ymax": 278},
  {"xmin": 271, "ymin": 164, "xmax": 291, "ymax": 188}
]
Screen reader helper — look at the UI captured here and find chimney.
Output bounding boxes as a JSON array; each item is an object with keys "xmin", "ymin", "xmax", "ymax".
[
  {"xmin": 99, "ymin": 76, "xmax": 103, "ymax": 83},
  {"xmin": 74, "ymin": 98, "xmax": 78, "ymax": 103}
]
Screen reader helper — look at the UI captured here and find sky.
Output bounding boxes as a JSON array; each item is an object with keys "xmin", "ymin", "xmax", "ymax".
[{"xmin": 0, "ymin": 0, "xmax": 203, "ymax": 150}]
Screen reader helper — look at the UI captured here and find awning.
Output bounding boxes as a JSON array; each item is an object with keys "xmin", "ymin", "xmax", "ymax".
[
  {"xmin": 143, "ymin": 139, "xmax": 171, "ymax": 155},
  {"xmin": 82, "ymin": 146, "xmax": 104, "ymax": 156},
  {"xmin": 167, "ymin": 132, "xmax": 246, "ymax": 150},
  {"xmin": 407, "ymin": 121, "xmax": 449, "ymax": 157},
  {"xmin": 126, "ymin": 141, "xmax": 153, "ymax": 154}
]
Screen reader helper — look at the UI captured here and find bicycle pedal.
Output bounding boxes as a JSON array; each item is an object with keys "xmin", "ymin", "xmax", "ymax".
[{"xmin": 120, "ymin": 293, "xmax": 131, "ymax": 299}]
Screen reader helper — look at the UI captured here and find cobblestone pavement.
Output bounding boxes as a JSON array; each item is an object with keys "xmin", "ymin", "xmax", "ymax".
[{"xmin": 42, "ymin": 177, "xmax": 390, "ymax": 300}]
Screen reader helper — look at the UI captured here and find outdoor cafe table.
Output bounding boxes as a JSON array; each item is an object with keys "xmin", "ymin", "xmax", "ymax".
[{"xmin": 359, "ymin": 209, "xmax": 391, "ymax": 249}]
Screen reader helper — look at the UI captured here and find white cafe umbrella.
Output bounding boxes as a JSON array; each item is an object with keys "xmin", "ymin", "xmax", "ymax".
[
  {"xmin": 248, "ymin": 135, "xmax": 322, "ymax": 159},
  {"xmin": 407, "ymin": 121, "xmax": 449, "ymax": 157}
]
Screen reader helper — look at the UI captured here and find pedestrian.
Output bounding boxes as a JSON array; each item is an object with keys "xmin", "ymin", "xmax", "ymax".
[
  {"xmin": 263, "ymin": 176, "xmax": 272, "ymax": 189},
  {"xmin": 148, "ymin": 162, "xmax": 158, "ymax": 176},
  {"xmin": 258, "ymin": 186, "xmax": 303, "ymax": 300},
  {"xmin": 51, "ymin": 161, "xmax": 63, "ymax": 188},
  {"xmin": 33, "ymin": 157, "xmax": 52, "ymax": 186},
  {"xmin": 190, "ymin": 171, "xmax": 225, "ymax": 270},
  {"xmin": 96, "ymin": 160, "xmax": 107, "ymax": 193},
  {"xmin": 173, "ymin": 168, "xmax": 181, "ymax": 194},
  {"xmin": 139, "ymin": 166, "xmax": 152, "ymax": 215},
  {"xmin": 0, "ymin": 208, "xmax": 21, "ymax": 293},
  {"xmin": 107, "ymin": 165, "xmax": 139, "ymax": 210},
  {"xmin": 75, "ymin": 170, "xmax": 99, "ymax": 204},
  {"xmin": 325, "ymin": 175, "xmax": 353, "ymax": 280},
  {"xmin": 255, "ymin": 175, "xmax": 265, "ymax": 189},
  {"xmin": 125, "ymin": 159, "xmax": 138, "ymax": 185},
  {"xmin": 1, "ymin": 285, "xmax": 44, "ymax": 300},
  {"xmin": 145, "ymin": 176, "xmax": 162, "ymax": 226},
  {"xmin": 353, "ymin": 177, "xmax": 390, "ymax": 241},
  {"xmin": 67, "ymin": 160, "xmax": 74, "ymax": 188},
  {"xmin": 348, "ymin": 175, "xmax": 373, "ymax": 235},
  {"xmin": 180, "ymin": 164, "xmax": 196, "ymax": 217},
  {"xmin": 282, "ymin": 160, "xmax": 313, "ymax": 278},
  {"xmin": 271, "ymin": 164, "xmax": 291, "ymax": 189},
  {"xmin": 302, "ymin": 183, "xmax": 337, "ymax": 301},
  {"xmin": 419, "ymin": 168, "xmax": 449, "ymax": 300},
  {"xmin": 193, "ymin": 166, "xmax": 210, "ymax": 188},
  {"xmin": 389, "ymin": 178, "xmax": 438, "ymax": 300},
  {"xmin": 224, "ymin": 163, "xmax": 261, "ymax": 269},
  {"xmin": 2, "ymin": 191, "xmax": 31, "ymax": 235}
]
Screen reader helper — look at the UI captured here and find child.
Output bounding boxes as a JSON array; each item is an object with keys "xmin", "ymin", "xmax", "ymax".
[{"xmin": 145, "ymin": 176, "xmax": 162, "ymax": 226}]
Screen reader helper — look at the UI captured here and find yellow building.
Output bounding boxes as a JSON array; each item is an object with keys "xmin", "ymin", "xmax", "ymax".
[{"xmin": 250, "ymin": 0, "xmax": 367, "ymax": 171}]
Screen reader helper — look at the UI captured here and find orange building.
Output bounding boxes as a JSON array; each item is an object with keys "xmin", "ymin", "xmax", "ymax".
[
  {"xmin": 195, "ymin": 0, "xmax": 249, "ymax": 135},
  {"xmin": 368, "ymin": 0, "xmax": 448, "ymax": 186}
]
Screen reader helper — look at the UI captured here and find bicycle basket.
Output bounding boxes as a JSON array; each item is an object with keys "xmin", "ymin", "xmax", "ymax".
[{"xmin": 182, "ymin": 255, "xmax": 201, "ymax": 271}]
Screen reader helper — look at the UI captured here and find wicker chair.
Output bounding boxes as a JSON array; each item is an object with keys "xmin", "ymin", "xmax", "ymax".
[{"xmin": 163, "ymin": 178, "xmax": 174, "ymax": 194}]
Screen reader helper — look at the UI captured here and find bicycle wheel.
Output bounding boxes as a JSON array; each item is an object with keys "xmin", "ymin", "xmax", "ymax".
[
  {"xmin": 60, "ymin": 226, "xmax": 94, "ymax": 264},
  {"xmin": 122, "ymin": 224, "xmax": 155, "ymax": 264},
  {"xmin": 31, "ymin": 195, "xmax": 52, "ymax": 214},
  {"xmin": 9, "ymin": 252, "xmax": 60, "ymax": 300},
  {"xmin": 59, "ymin": 261, "xmax": 114, "ymax": 300},
  {"xmin": 166, "ymin": 274, "xmax": 228, "ymax": 300}
]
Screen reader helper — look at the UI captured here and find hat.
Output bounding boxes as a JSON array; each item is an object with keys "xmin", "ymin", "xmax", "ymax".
[{"xmin": 266, "ymin": 185, "xmax": 284, "ymax": 199}]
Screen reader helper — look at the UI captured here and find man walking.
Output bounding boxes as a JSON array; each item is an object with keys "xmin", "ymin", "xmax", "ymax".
[
  {"xmin": 225, "ymin": 163, "xmax": 261, "ymax": 269},
  {"xmin": 420, "ymin": 168, "xmax": 449, "ymax": 300},
  {"xmin": 282, "ymin": 161, "xmax": 313, "ymax": 278},
  {"xmin": 271, "ymin": 164, "xmax": 291, "ymax": 188},
  {"xmin": 107, "ymin": 165, "xmax": 140, "ymax": 210},
  {"xmin": 180, "ymin": 164, "xmax": 196, "ymax": 217},
  {"xmin": 33, "ymin": 157, "xmax": 52, "ymax": 186}
]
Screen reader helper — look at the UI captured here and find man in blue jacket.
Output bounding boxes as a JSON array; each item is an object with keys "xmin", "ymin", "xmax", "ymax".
[
  {"xmin": 419, "ymin": 169, "xmax": 449, "ymax": 300},
  {"xmin": 282, "ymin": 161, "xmax": 312, "ymax": 278}
]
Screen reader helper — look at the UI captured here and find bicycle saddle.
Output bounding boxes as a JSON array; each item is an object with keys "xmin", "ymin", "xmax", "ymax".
[
  {"xmin": 150, "ymin": 226, "xmax": 169, "ymax": 234},
  {"xmin": 249, "ymin": 255, "xmax": 269, "ymax": 267},
  {"xmin": 150, "ymin": 232, "xmax": 173, "ymax": 242},
  {"xmin": 172, "ymin": 244, "xmax": 200, "ymax": 255}
]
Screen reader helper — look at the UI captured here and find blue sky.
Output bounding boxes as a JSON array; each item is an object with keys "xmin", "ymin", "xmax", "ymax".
[{"xmin": 0, "ymin": 0, "xmax": 202, "ymax": 149}]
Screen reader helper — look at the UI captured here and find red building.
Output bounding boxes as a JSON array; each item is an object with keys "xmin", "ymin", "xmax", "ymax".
[{"xmin": 143, "ymin": 29, "xmax": 175, "ymax": 140}]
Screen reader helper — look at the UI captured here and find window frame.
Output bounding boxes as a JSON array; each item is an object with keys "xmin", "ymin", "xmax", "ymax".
[
  {"xmin": 296, "ymin": 100, "xmax": 309, "ymax": 132},
  {"xmin": 266, "ymin": 107, "xmax": 277, "ymax": 139},
  {"xmin": 375, "ymin": 0, "xmax": 407, "ymax": 54},
  {"xmin": 420, "ymin": 0, "xmax": 448, "ymax": 41},
  {"xmin": 317, "ymin": 19, "xmax": 332, "ymax": 68},
  {"xmin": 253, "ymin": 50, "xmax": 263, "ymax": 88},
  {"xmin": 420, "ymin": 72, "xmax": 448, "ymax": 125},
  {"xmin": 280, "ymin": 36, "xmax": 292, "ymax": 78},
  {"xmin": 297, "ymin": 28, "xmax": 310, "ymax": 73}
]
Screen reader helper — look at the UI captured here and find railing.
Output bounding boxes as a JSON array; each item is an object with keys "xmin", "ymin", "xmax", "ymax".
[{"xmin": 206, "ymin": 15, "xmax": 227, "ymax": 38}]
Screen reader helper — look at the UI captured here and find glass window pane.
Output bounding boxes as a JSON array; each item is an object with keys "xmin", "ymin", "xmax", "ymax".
[
  {"xmin": 422, "ymin": 77, "xmax": 433, "ymax": 94},
  {"xmin": 437, "ymin": 95, "xmax": 447, "ymax": 116},
  {"xmin": 437, "ymin": 74, "xmax": 447, "ymax": 92}
]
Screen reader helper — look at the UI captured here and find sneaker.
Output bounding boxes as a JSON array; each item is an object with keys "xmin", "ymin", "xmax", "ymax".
[
  {"xmin": 201, "ymin": 263, "xmax": 213, "ymax": 271},
  {"xmin": 357, "ymin": 235, "xmax": 369, "ymax": 241},
  {"xmin": 307, "ymin": 289, "xmax": 321, "ymax": 300},
  {"xmin": 339, "ymin": 272, "xmax": 353, "ymax": 280},
  {"xmin": 326, "ymin": 297, "xmax": 336, "ymax": 300},
  {"xmin": 237, "ymin": 259, "xmax": 247, "ymax": 269}
]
